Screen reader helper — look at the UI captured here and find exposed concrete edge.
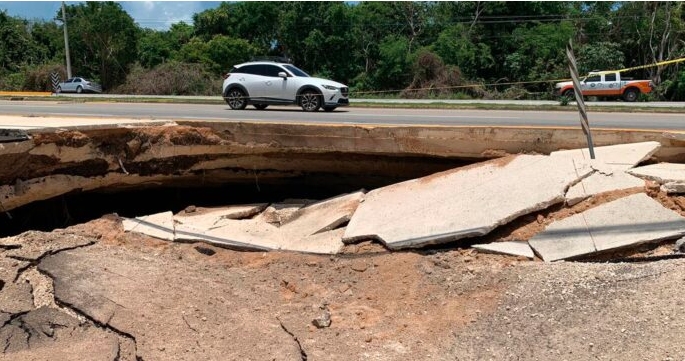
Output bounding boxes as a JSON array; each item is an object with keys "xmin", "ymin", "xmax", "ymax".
[{"xmin": 176, "ymin": 121, "xmax": 685, "ymax": 162}]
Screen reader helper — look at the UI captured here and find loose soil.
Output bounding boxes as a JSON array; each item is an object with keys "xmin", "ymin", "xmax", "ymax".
[{"xmin": 2, "ymin": 208, "xmax": 685, "ymax": 360}]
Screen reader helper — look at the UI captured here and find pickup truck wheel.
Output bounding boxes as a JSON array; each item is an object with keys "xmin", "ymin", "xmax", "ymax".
[
  {"xmin": 623, "ymin": 88, "xmax": 639, "ymax": 102},
  {"xmin": 562, "ymin": 89, "xmax": 575, "ymax": 99}
]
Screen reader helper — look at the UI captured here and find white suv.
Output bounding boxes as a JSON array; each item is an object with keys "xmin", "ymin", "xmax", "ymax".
[{"xmin": 221, "ymin": 61, "xmax": 349, "ymax": 112}]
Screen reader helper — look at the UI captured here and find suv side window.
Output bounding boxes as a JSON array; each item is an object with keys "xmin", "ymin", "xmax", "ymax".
[
  {"xmin": 236, "ymin": 65, "xmax": 261, "ymax": 75},
  {"xmin": 262, "ymin": 65, "xmax": 283, "ymax": 77},
  {"xmin": 605, "ymin": 73, "xmax": 616, "ymax": 81}
]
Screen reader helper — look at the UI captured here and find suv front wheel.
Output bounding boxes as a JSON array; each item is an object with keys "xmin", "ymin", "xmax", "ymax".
[
  {"xmin": 225, "ymin": 88, "xmax": 248, "ymax": 110},
  {"xmin": 299, "ymin": 90, "xmax": 321, "ymax": 112}
]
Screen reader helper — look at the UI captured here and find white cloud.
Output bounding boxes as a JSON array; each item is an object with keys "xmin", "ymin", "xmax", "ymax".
[
  {"xmin": 0, "ymin": 1, "xmax": 221, "ymax": 31},
  {"xmin": 121, "ymin": 1, "xmax": 220, "ymax": 30}
]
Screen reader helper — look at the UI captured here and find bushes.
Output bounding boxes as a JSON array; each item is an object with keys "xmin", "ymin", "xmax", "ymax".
[
  {"xmin": 23, "ymin": 64, "xmax": 66, "ymax": 91},
  {"xmin": 0, "ymin": 72, "xmax": 25, "ymax": 91},
  {"xmin": 0, "ymin": 64, "xmax": 66, "ymax": 92},
  {"xmin": 112, "ymin": 61, "xmax": 222, "ymax": 95},
  {"xmin": 401, "ymin": 49, "xmax": 485, "ymax": 99}
]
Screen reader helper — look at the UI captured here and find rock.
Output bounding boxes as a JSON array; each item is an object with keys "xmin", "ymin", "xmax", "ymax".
[
  {"xmin": 674, "ymin": 236, "xmax": 685, "ymax": 253},
  {"xmin": 313, "ymin": 310, "xmax": 331, "ymax": 328}
]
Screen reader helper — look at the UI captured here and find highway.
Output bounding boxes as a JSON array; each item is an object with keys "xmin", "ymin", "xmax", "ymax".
[{"xmin": 1, "ymin": 99, "xmax": 684, "ymax": 130}]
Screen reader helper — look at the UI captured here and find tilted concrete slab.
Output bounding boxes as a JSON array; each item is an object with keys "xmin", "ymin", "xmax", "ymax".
[
  {"xmin": 565, "ymin": 171, "xmax": 645, "ymax": 205},
  {"xmin": 529, "ymin": 193, "xmax": 685, "ymax": 262},
  {"xmin": 628, "ymin": 163, "xmax": 685, "ymax": 184},
  {"xmin": 473, "ymin": 241, "xmax": 535, "ymax": 259},
  {"xmin": 173, "ymin": 204, "xmax": 268, "ymax": 230},
  {"xmin": 279, "ymin": 228, "xmax": 346, "ymax": 254},
  {"xmin": 175, "ymin": 219, "xmax": 281, "ymax": 251},
  {"xmin": 551, "ymin": 141, "xmax": 660, "ymax": 171},
  {"xmin": 175, "ymin": 218, "xmax": 348, "ymax": 254},
  {"xmin": 343, "ymin": 155, "xmax": 592, "ymax": 249},
  {"xmin": 122, "ymin": 211, "xmax": 175, "ymax": 241},
  {"xmin": 279, "ymin": 191, "xmax": 364, "ymax": 237}
]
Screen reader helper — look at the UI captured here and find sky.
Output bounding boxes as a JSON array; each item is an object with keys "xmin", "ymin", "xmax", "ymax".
[{"xmin": 0, "ymin": 1, "xmax": 222, "ymax": 30}]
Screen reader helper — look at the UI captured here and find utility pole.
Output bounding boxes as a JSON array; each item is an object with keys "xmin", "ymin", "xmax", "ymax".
[{"xmin": 61, "ymin": 1, "xmax": 72, "ymax": 79}]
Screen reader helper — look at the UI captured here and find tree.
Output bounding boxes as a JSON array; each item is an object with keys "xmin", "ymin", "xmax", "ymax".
[
  {"xmin": 577, "ymin": 42, "xmax": 625, "ymax": 74},
  {"xmin": 433, "ymin": 24, "xmax": 494, "ymax": 79},
  {"xmin": 504, "ymin": 22, "xmax": 575, "ymax": 84},
  {"xmin": 372, "ymin": 35, "xmax": 412, "ymax": 91},
  {"xmin": 0, "ymin": 11, "xmax": 43, "ymax": 73},
  {"xmin": 60, "ymin": 2, "xmax": 140, "ymax": 89}
]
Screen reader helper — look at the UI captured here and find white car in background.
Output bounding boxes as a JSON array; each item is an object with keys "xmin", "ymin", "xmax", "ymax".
[
  {"xmin": 222, "ymin": 61, "xmax": 349, "ymax": 112},
  {"xmin": 56, "ymin": 77, "xmax": 102, "ymax": 94}
]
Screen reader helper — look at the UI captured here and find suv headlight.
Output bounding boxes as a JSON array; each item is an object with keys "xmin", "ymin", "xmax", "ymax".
[{"xmin": 322, "ymin": 85, "xmax": 338, "ymax": 91}]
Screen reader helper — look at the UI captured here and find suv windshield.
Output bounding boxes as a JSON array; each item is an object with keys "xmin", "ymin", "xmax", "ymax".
[{"xmin": 283, "ymin": 64, "xmax": 310, "ymax": 77}]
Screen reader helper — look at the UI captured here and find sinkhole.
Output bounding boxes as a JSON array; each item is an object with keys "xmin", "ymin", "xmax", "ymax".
[{"xmin": 0, "ymin": 156, "xmax": 479, "ymax": 238}]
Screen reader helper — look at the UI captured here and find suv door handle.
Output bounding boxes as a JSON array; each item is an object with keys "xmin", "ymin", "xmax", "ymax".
[{"xmin": 265, "ymin": 81, "xmax": 272, "ymax": 86}]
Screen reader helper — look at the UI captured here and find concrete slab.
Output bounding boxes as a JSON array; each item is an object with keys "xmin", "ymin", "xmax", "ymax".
[
  {"xmin": 529, "ymin": 193, "xmax": 685, "ymax": 261},
  {"xmin": 550, "ymin": 141, "xmax": 660, "ymax": 171},
  {"xmin": 662, "ymin": 181, "xmax": 685, "ymax": 194},
  {"xmin": 279, "ymin": 228, "xmax": 346, "ymax": 254},
  {"xmin": 628, "ymin": 163, "xmax": 685, "ymax": 184},
  {"xmin": 254, "ymin": 203, "xmax": 305, "ymax": 225},
  {"xmin": 122, "ymin": 211, "xmax": 175, "ymax": 241},
  {"xmin": 343, "ymin": 155, "xmax": 592, "ymax": 249},
  {"xmin": 473, "ymin": 241, "xmax": 535, "ymax": 259},
  {"xmin": 279, "ymin": 191, "xmax": 364, "ymax": 237},
  {"xmin": 128, "ymin": 193, "xmax": 360, "ymax": 254},
  {"xmin": 175, "ymin": 220, "xmax": 281, "ymax": 251},
  {"xmin": 173, "ymin": 204, "xmax": 268, "ymax": 230},
  {"xmin": 565, "ymin": 171, "xmax": 645, "ymax": 205}
]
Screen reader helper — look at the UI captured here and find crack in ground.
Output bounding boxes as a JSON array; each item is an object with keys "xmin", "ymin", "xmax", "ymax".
[
  {"xmin": 1, "ymin": 311, "xmax": 30, "ymax": 352},
  {"xmin": 9, "ymin": 240, "xmax": 97, "ymax": 283},
  {"xmin": 4, "ymin": 239, "xmax": 142, "ymax": 360},
  {"xmin": 182, "ymin": 314, "xmax": 199, "ymax": 333},
  {"xmin": 277, "ymin": 317, "xmax": 307, "ymax": 361},
  {"xmin": 48, "ymin": 292, "xmax": 142, "ymax": 361}
]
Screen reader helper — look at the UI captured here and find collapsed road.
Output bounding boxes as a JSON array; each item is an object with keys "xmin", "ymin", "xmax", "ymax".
[{"xmin": 2, "ymin": 113, "xmax": 685, "ymax": 360}]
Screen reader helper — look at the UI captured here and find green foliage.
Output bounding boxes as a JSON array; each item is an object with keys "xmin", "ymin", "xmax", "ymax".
[
  {"xmin": 559, "ymin": 95, "xmax": 570, "ymax": 106},
  {"xmin": 174, "ymin": 35, "xmax": 256, "ymax": 75},
  {"xmin": 433, "ymin": 24, "xmax": 494, "ymax": 78},
  {"xmin": 577, "ymin": 42, "xmax": 625, "ymax": 74},
  {"xmin": 0, "ymin": 72, "xmax": 25, "ymax": 91},
  {"xmin": 504, "ymin": 22, "xmax": 574, "ymax": 84},
  {"xmin": 61, "ymin": 2, "xmax": 140, "ymax": 90},
  {"xmin": 1, "ymin": 1, "xmax": 684, "ymax": 99},
  {"xmin": 371, "ymin": 35, "xmax": 412, "ymax": 91},
  {"xmin": 0, "ymin": 12, "xmax": 45, "ymax": 72}
]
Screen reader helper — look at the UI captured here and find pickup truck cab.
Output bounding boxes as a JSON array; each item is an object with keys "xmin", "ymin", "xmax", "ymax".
[{"xmin": 554, "ymin": 71, "xmax": 653, "ymax": 102}]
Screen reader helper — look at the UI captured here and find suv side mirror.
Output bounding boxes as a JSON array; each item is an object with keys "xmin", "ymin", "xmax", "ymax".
[{"xmin": 278, "ymin": 72, "xmax": 288, "ymax": 79}]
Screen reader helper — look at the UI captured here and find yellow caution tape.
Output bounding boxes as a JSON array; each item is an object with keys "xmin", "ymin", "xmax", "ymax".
[{"xmin": 587, "ymin": 57, "xmax": 685, "ymax": 75}]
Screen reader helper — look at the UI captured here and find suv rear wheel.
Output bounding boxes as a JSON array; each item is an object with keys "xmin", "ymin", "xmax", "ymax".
[
  {"xmin": 299, "ymin": 90, "xmax": 321, "ymax": 112},
  {"xmin": 225, "ymin": 88, "xmax": 248, "ymax": 110}
]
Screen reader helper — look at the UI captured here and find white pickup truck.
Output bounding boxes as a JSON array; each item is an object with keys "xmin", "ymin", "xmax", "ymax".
[{"xmin": 554, "ymin": 71, "xmax": 653, "ymax": 102}]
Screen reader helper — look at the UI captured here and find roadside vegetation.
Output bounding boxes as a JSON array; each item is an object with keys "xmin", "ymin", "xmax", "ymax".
[{"xmin": 1, "ymin": 1, "xmax": 684, "ymax": 100}]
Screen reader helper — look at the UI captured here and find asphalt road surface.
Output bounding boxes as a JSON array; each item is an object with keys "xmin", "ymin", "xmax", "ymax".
[{"xmin": 2, "ymin": 100, "xmax": 685, "ymax": 130}]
